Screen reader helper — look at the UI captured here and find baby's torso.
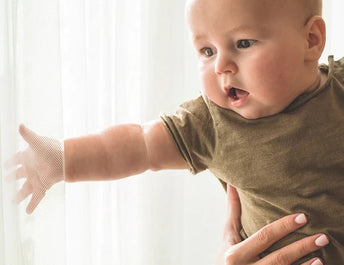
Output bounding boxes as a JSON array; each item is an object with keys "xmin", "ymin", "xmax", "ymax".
[
  {"xmin": 207, "ymin": 63, "xmax": 344, "ymax": 264},
  {"xmin": 161, "ymin": 56, "xmax": 344, "ymax": 264}
]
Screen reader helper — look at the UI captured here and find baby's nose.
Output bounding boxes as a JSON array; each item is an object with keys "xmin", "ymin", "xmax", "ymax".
[{"xmin": 215, "ymin": 53, "xmax": 238, "ymax": 75}]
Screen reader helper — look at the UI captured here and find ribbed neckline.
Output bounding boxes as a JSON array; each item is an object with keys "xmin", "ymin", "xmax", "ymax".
[{"xmin": 283, "ymin": 55, "xmax": 334, "ymax": 113}]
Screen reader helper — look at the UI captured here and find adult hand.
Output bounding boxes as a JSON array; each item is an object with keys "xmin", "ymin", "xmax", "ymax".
[
  {"xmin": 4, "ymin": 124, "xmax": 64, "ymax": 214},
  {"xmin": 216, "ymin": 184, "xmax": 329, "ymax": 265}
]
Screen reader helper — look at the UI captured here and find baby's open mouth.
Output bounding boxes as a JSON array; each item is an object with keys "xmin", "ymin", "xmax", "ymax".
[{"xmin": 228, "ymin": 87, "xmax": 249, "ymax": 100}]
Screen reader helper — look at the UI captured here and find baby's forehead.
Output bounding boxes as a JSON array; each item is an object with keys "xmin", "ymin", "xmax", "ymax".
[
  {"xmin": 186, "ymin": 0, "xmax": 315, "ymax": 18},
  {"xmin": 186, "ymin": 0, "xmax": 314, "ymax": 29}
]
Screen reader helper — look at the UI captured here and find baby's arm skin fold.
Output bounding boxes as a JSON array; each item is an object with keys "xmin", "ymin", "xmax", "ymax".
[{"xmin": 64, "ymin": 120, "xmax": 188, "ymax": 182}]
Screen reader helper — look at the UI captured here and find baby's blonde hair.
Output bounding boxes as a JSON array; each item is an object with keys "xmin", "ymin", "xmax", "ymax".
[
  {"xmin": 304, "ymin": 0, "xmax": 322, "ymax": 17},
  {"xmin": 274, "ymin": 0, "xmax": 323, "ymax": 25},
  {"xmin": 186, "ymin": 0, "xmax": 323, "ymax": 25}
]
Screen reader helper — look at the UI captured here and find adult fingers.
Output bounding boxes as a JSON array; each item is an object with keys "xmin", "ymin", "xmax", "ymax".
[
  {"xmin": 239, "ymin": 213, "xmax": 308, "ymax": 257},
  {"xmin": 257, "ymin": 233, "xmax": 328, "ymax": 265},
  {"xmin": 226, "ymin": 184, "xmax": 241, "ymax": 220},
  {"xmin": 301, "ymin": 258, "xmax": 324, "ymax": 265},
  {"xmin": 26, "ymin": 189, "xmax": 46, "ymax": 214}
]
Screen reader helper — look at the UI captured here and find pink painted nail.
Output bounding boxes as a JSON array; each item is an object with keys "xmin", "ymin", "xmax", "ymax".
[
  {"xmin": 311, "ymin": 258, "xmax": 323, "ymax": 265},
  {"xmin": 295, "ymin": 213, "xmax": 307, "ymax": 224},
  {"xmin": 315, "ymin": 234, "xmax": 329, "ymax": 247}
]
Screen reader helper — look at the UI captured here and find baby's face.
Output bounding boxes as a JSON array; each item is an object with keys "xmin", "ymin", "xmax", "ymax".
[{"xmin": 187, "ymin": 0, "xmax": 315, "ymax": 119}]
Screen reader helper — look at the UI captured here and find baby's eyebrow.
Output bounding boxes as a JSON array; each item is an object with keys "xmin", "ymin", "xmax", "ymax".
[
  {"xmin": 225, "ymin": 24, "xmax": 270, "ymax": 36},
  {"xmin": 192, "ymin": 24, "xmax": 268, "ymax": 41},
  {"xmin": 229, "ymin": 24, "xmax": 259, "ymax": 34},
  {"xmin": 192, "ymin": 33, "xmax": 206, "ymax": 42}
]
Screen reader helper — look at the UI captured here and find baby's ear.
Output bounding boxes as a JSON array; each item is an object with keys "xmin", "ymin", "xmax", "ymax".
[{"xmin": 304, "ymin": 15, "xmax": 326, "ymax": 61}]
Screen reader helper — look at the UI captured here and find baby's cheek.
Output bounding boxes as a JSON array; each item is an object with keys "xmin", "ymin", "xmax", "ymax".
[
  {"xmin": 200, "ymin": 69, "xmax": 217, "ymax": 96},
  {"xmin": 250, "ymin": 59, "xmax": 282, "ymax": 89}
]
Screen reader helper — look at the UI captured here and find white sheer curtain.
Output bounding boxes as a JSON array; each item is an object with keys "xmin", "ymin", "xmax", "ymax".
[
  {"xmin": 1, "ymin": 0, "xmax": 226, "ymax": 265},
  {"xmin": 1, "ymin": 0, "xmax": 344, "ymax": 265},
  {"xmin": 320, "ymin": 0, "xmax": 344, "ymax": 63},
  {"xmin": 1, "ymin": 0, "xmax": 66, "ymax": 264}
]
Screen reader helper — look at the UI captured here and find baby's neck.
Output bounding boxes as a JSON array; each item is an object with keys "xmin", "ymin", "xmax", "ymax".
[
  {"xmin": 304, "ymin": 69, "xmax": 328, "ymax": 94},
  {"xmin": 319, "ymin": 69, "xmax": 329, "ymax": 88}
]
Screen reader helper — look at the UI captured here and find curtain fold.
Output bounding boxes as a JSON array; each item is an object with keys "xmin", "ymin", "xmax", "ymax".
[{"xmin": 1, "ymin": 0, "xmax": 343, "ymax": 265}]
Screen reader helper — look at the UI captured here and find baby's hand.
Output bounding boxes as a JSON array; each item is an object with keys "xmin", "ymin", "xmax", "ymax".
[{"xmin": 4, "ymin": 125, "xmax": 64, "ymax": 214}]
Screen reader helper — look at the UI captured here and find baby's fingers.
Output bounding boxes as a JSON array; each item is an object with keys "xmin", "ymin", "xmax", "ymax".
[
  {"xmin": 19, "ymin": 124, "xmax": 42, "ymax": 151},
  {"xmin": 5, "ymin": 166, "xmax": 27, "ymax": 183},
  {"xmin": 259, "ymin": 234, "xmax": 329, "ymax": 265},
  {"xmin": 15, "ymin": 181, "xmax": 33, "ymax": 203},
  {"xmin": 26, "ymin": 189, "xmax": 46, "ymax": 214},
  {"xmin": 4, "ymin": 151, "xmax": 24, "ymax": 170}
]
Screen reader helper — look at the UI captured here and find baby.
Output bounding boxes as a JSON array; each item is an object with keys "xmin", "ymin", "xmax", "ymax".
[{"xmin": 6, "ymin": 0, "xmax": 344, "ymax": 264}]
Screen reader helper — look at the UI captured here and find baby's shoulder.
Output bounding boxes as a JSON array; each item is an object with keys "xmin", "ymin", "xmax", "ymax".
[{"xmin": 177, "ymin": 95, "xmax": 212, "ymax": 122}]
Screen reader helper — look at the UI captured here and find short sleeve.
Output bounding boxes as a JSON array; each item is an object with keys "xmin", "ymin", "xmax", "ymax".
[{"xmin": 160, "ymin": 96, "xmax": 216, "ymax": 174}]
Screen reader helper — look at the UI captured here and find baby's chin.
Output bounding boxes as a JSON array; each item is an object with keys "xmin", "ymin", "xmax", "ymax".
[
  {"xmin": 235, "ymin": 106, "xmax": 286, "ymax": 120},
  {"xmin": 215, "ymin": 100, "xmax": 282, "ymax": 120},
  {"xmin": 232, "ymin": 104, "xmax": 287, "ymax": 119},
  {"xmin": 237, "ymin": 111, "xmax": 269, "ymax": 120}
]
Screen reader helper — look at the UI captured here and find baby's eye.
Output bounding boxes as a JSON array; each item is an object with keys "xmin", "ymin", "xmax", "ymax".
[
  {"xmin": 200, "ymin": 47, "xmax": 216, "ymax": 57},
  {"xmin": 237, "ymin": 39, "xmax": 257, "ymax": 49}
]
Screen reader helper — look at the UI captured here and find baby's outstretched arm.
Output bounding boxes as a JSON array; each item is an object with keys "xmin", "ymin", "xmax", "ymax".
[
  {"xmin": 65, "ymin": 120, "xmax": 188, "ymax": 182},
  {"xmin": 5, "ymin": 120, "xmax": 187, "ymax": 213}
]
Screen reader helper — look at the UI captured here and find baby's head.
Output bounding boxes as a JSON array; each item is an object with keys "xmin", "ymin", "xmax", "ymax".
[{"xmin": 186, "ymin": 0, "xmax": 325, "ymax": 119}]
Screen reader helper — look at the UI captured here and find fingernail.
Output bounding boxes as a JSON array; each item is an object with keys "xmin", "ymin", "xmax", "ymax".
[
  {"xmin": 315, "ymin": 234, "xmax": 329, "ymax": 247},
  {"xmin": 311, "ymin": 258, "xmax": 323, "ymax": 265},
  {"xmin": 295, "ymin": 213, "xmax": 307, "ymax": 224}
]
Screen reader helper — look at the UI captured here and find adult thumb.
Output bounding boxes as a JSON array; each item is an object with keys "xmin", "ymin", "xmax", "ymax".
[
  {"xmin": 222, "ymin": 184, "xmax": 242, "ymax": 245},
  {"xmin": 227, "ymin": 184, "xmax": 241, "ymax": 227}
]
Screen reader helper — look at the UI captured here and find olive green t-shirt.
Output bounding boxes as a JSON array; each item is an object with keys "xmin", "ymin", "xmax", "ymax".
[{"xmin": 161, "ymin": 56, "xmax": 344, "ymax": 264}]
